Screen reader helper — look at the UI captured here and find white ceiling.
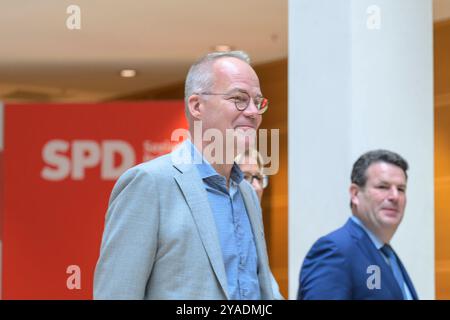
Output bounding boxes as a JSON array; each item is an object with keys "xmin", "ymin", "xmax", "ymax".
[{"xmin": 0, "ymin": 0, "xmax": 448, "ymax": 103}]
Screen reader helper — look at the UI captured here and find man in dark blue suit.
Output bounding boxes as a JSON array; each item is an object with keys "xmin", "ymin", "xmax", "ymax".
[{"xmin": 298, "ymin": 150, "xmax": 418, "ymax": 300}]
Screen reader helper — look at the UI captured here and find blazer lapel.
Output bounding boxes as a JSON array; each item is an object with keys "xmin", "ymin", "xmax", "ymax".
[
  {"xmin": 239, "ymin": 183, "xmax": 273, "ymax": 299},
  {"xmin": 346, "ymin": 219, "xmax": 405, "ymax": 299},
  {"xmin": 395, "ymin": 252, "xmax": 419, "ymax": 300},
  {"xmin": 172, "ymin": 143, "xmax": 229, "ymax": 299}
]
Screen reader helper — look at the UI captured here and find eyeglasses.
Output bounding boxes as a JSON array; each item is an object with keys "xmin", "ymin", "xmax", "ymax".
[
  {"xmin": 197, "ymin": 91, "xmax": 269, "ymax": 115},
  {"xmin": 243, "ymin": 172, "xmax": 269, "ymax": 189}
]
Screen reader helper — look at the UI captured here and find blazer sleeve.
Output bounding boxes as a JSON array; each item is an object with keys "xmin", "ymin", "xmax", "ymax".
[
  {"xmin": 93, "ymin": 166, "xmax": 159, "ymax": 299},
  {"xmin": 298, "ymin": 237, "xmax": 352, "ymax": 300},
  {"xmin": 270, "ymin": 273, "xmax": 285, "ymax": 300}
]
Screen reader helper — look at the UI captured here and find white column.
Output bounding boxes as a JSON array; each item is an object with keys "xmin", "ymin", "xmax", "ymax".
[{"xmin": 289, "ymin": 0, "xmax": 434, "ymax": 299}]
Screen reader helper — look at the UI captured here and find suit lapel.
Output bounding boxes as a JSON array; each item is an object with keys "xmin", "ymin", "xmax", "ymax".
[
  {"xmin": 172, "ymin": 143, "xmax": 229, "ymax": 299},
  {"xmin": 395, "ymin": 251, "xmax": 419, "ymax": 300},
  {"xmin": 346, "ymin": 219, "xmax": 405, "ymax": 299},
  {"xmin": 239, "ymin": 183, "xmax": 272, "ymax": 299}
]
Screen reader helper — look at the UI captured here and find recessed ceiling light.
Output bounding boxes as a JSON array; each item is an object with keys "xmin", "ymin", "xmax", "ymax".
[
  {"xmin": 214, "ymin": 44, "xmax": 232, "ymax": 52},
  {"xmin": 120, "ymin": 69, "xmax": 137, "ymax": 78}
]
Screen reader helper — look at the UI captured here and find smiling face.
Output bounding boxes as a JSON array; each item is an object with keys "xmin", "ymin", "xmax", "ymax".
[
  {"xmin": 350, "ymin": 162, "xmax": 407, "ymax": 239},
  {"xmin": 189, "ymin": 57, "xmax": 263, "ymax": 159}
]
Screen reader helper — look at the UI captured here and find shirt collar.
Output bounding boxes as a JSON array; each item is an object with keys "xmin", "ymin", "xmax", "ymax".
[
  {"xmin": 351, "ymin": 215, "xmax": 384, "ymax": 250},
  {"xmin": 186, "ymin": 139, "xmax": 244, "ymax": 184}
]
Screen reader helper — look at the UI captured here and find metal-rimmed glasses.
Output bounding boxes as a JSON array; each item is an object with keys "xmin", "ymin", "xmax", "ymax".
[{"xmin": 197, "ymin": 90, "xmax": 269, "ymax": 114}]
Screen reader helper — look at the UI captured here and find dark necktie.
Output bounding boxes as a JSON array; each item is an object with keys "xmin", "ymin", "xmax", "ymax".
[{"xmin": 380, "ymin": 244, "xmax": 408, "ymax": 299}]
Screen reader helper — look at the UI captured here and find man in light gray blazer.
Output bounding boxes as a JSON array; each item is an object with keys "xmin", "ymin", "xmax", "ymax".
[{"xmin": 94, "ymin": 51, "xmax": 282, "ymax": 300}]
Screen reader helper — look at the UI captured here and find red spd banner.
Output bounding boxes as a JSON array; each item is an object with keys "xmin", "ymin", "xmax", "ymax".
[{"xmin": 2, "ymin": 102, "xmax": 187, "ymax": 299}]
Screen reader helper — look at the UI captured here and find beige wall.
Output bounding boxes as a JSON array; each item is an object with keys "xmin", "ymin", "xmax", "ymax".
[{"xmin": 254, "ymin": 60, "xmax": 288, "ymax": 298}]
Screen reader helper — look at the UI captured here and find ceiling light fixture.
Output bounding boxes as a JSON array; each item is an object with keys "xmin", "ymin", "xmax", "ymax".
[
  {"xmin": 120, "ymin": 69, "xmax": 137, "ymax": 78},
  {"xmin": 214, "ymin": 44, "xmax": 232, "ymax": 52}
]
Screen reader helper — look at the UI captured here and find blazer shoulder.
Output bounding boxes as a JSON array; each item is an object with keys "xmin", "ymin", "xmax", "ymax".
[
  {"xmin": 108, "ymin": 153, "xmax": 177, "ymax": 202},
  {"xmin": 299, "ymin": 223, "xmax": 354, "ymax": 299},
  {"xmin": 134, "ymin": 152, "xmax": 175, "ymax": 174},
  {"xmin": 303, "ymin": 222, "xmax": 356, "ymax": 272},
  {"xmin": 117, "ymin": 151, "xmax": 178, "ymax": 182},
  {"xmin": 316, "ymin": 222, "xmax": 355, "ymax": 253}
]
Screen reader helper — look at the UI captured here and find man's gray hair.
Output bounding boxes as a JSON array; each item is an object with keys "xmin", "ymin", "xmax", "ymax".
[{"xmin": 184, "ymin": 51, "xmax": 251, "ymax": 119}]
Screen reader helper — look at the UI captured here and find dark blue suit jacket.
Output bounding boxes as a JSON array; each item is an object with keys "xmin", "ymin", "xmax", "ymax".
[{"xmin": 298, "ymin": 218, "xmax": 418, "ymax": 300}]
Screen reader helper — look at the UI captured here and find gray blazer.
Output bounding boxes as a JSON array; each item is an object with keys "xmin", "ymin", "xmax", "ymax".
[{"xmin": 94, "ymin": 141, "xmax": 281, "ymax": 299}]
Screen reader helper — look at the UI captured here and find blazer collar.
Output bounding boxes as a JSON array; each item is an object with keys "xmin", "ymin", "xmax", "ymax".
[
  {"xmin": 172, "ymin": 141, "xmax": 229, "ymax": 299},
  {"xmin": 346, "ymin": 218, "xmax": 406, "ymax": 299},
  {"xmin": 239, "ymin": 183, "xmax": 273, "ymax": 299},
  {"xmin": 345, "ymin": 217, "xmax": 417, "ymax": 299}
]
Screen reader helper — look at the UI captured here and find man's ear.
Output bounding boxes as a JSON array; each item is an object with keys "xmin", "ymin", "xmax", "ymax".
[
  {"xmin": 349, "ymin": 183, "xmax": 360, "ymax": 208},
  {"xmin": 187, "ymin": 94, "xmax": 202, "ymax": 120}
]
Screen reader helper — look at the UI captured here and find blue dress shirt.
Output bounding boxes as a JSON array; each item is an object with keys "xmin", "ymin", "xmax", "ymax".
[{"xmin": 189, "ymin": 141, "xmax": 260, "ymax": 299}]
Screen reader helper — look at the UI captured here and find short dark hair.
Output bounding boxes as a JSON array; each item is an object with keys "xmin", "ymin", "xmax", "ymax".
[{"xmin": 351, "ymin": 149, "xmax": 409, "ymax": 188}]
